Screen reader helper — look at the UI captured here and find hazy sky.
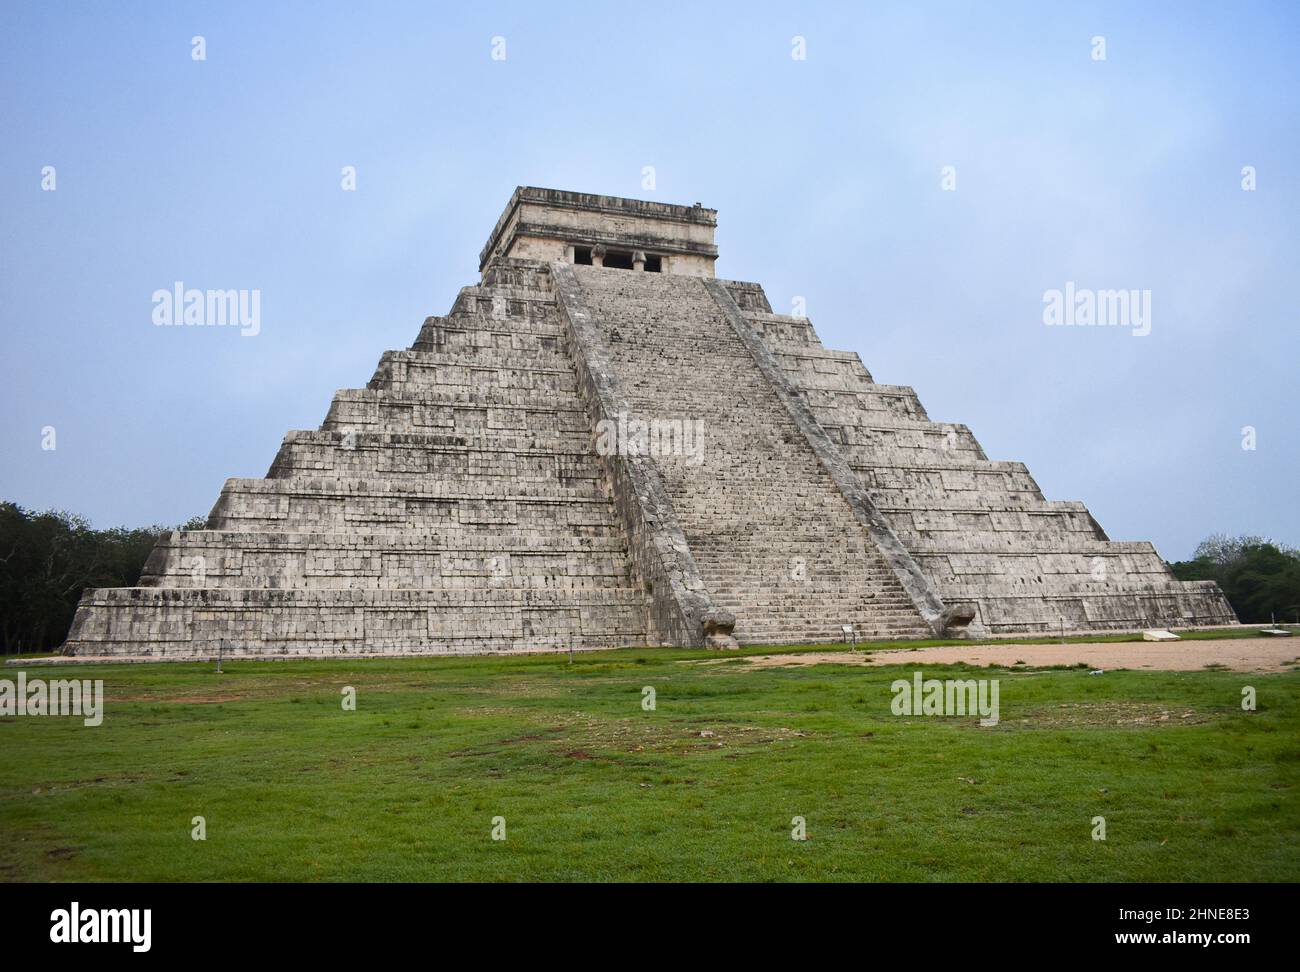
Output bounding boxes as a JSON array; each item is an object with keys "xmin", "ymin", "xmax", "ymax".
[{"xmin": 2, "ymin": 1, "xmax": 1296, "ymax": 561}]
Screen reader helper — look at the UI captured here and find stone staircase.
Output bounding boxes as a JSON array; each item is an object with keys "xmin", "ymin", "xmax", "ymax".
[
  {"xmin": 728, "ymin": 285, "xmax": 1236, "ymax": 634},
  {"xmin": 570, "ymin": 266, "xmax": 932, "ymax": 643}
]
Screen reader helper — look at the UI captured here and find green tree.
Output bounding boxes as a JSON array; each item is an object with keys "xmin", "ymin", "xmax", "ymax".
[
  {"xmin": 1170, "ymin": 534, "xmax": 1300, "ymax": 624},
  {"xmin": 0, "ymin": 502, "xmax": 199, "ymax": 654}
]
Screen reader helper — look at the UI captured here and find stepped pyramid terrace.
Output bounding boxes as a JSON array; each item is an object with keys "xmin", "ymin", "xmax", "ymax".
[{"xmin": 64, "ymin": 187, "xmax": 1237, "ymax": 657}]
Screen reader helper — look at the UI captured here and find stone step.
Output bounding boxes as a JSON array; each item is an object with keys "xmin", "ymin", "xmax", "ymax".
[
  {"xmin": 452, "ymin": 283, "xmax": 557, "ymax": 313},
  {"xmin": 208, "ymin": 477, "xmax": 621, "ymax": 533},
  {"xmin": 911, "ymin": 538, "xmax": 1159, "ymax": 556},
  {"xmin": 732, "ymin": 623, "xmax": 931, "ymax": 644},
  {"xmin": 854, "ymin": 456, "xmax": 1029, "ymax": 476},
  {"xmin": 479, "ymin": 259, "xmax": 556, "ymax": 292},
  {"xmin": 715, "ymin": 604, "xmax": 923, "ymax": 620},
  {"xmin": 827, "ymin": 436, "xmax": 967, "ymax": 466},
  {"xmin": 143, "ymin": 570, "xmax": 636, "ymax": 592},
  {"xmin": 706, "ymin": 585, "xmax": 916, "ymax": 598},
  {"xmin": 412, "ymin": 315, "xmax": 567, "ymax": 351},
  {"xmin": 268, "ymin": 428, "xmax": 606, "ymax": 480},
  {"xmin": 279, "ymin": 426, "xmax": 597, "ymax": 453},
  {"xmin": 214, "ymin": 475, "xmax": 614, "ymax": 507},
  {"xmin": 141, "ymin": 534, "xmax": 636, "ymax": 590},
  {"xmin": 871, "ymin": 490, "xmax": 1074, "ymax": 515},
  {"xmin": 147, "ymin": 528, "xmax": 632, "ymax": 553},
  {"xmin": 368, "ymin": 350, "xmax": 579, "ymax": 396},
  {"xmin": 877, "ymin": 498, "xmax": 1092, "ymax": 516},
  {"xmin": 812, "ymin": 412, "xmax": 978, "ymax": 438},
  {"xmin": 65, "ymin": 587, "xmax": 649, "ymax": 657},
  {"xmin": 374, "ymin": 344, "xmax": 572, "ymax": 372},
  {"xmin": 801, "ymin": 385, "xmax": 928, "ymax": 420},
  {"xmin": 322, "ymin": 386, "xmax": 590, "ymax": 435}
]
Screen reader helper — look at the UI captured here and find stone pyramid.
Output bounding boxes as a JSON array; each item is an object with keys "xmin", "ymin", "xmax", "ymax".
[{"xmin": 64, "ymin": 187, "xmax": 1236, "ymax": 656}]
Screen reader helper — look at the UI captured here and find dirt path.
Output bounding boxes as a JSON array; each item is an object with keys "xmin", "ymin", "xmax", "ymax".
[
  {"xmin": 737, "ymin": 637, "xmax": 1299, "ymax": 673},
  {"xmin": 16, "ymin": 637, "xmax": 1298, "ymax": 674}
]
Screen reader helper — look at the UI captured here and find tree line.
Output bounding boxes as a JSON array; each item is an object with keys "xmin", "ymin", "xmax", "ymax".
[
  {"xmin": 0, "ymin": 502, "xmax": 204, "ymax": 654},
  {"xmin": 1169, "ymin": 534, "xmax": 1300, "ymax": 625}
]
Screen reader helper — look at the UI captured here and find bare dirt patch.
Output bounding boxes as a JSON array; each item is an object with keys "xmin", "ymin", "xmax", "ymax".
[
  {"xmin": 118, "ymin": 694, "xmax": 243, "ymax": 704},
  {"xmin": 734, "ymin": 638, "xmax": 1297, "ymax": 673},
  {"xmin": 1017, "ymin": 702, "xmax": 1214, "ymax": 728},
  {"xmin": 452, "ymin": 714, "xmax": 811, "ymax": 761}
]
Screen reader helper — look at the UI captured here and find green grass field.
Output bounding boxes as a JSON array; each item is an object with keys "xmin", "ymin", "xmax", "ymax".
[{"xmin": 2, "ymin": 642, "xmax": 1297, "ymax": 882}]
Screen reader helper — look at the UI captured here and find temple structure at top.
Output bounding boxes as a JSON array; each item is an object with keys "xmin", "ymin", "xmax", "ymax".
[{"xmin": 480, "ymin": 187, "xmax": 719, "ymax": 276}]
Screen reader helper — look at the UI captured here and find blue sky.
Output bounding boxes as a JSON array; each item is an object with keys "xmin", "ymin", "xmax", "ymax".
[{"xmin": 1, "ymin": 1, "xmax": 1296, "ymax": 560}]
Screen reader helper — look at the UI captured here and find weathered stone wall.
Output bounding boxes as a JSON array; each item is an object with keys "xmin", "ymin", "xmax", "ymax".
[
  {"xmin": 67, "ymin": 588, "xmax": 643, "ymax": 657},
  {"xmin": 64, "ymin": 262, "xmax": 652, "ymax": 656},
  {"xmin": 728, "ymin": 284, "xmax": 1237, "ymax": 634}
]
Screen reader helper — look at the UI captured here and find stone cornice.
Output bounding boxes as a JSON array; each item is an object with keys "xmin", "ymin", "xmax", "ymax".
[{"xmin": 480, "ymin": 186, "xmax": 718, "ymax": 269}]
